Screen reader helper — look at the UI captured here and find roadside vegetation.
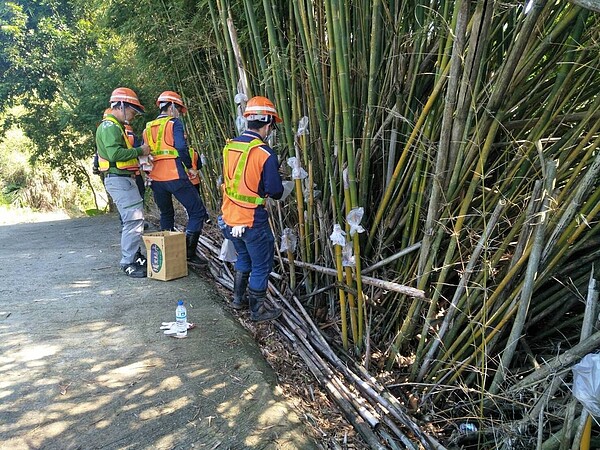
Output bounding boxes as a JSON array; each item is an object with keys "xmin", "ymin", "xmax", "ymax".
[{"xmin": 0, "ymin": 107, "xmax": 102, "ymax": 222}]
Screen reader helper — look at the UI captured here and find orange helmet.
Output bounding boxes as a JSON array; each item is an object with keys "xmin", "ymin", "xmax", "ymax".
[
  {"xmin": 243, "ymin": 96, "xmax": 282, "ymax": 123},
  {"xmin": 110, "ymin": 87, "xmax": 145, "ymax": 113},
  {"xmin": 156, "ymin": 90, "xmax": 187, "ymax": 114}
]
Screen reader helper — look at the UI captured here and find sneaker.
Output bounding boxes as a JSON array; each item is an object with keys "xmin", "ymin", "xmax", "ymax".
[
  {"xmin": 134, "ymin": 249, "xmax": 147, "ymax": 267},
  {"xmin": 121, "ymin": 263, "xmax": 146, "ymax": 278}
]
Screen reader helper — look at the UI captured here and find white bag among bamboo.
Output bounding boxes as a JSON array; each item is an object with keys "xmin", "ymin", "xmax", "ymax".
[
  {"xmin": 219, "ymin": 239, "xmax": 237, "ymax": 262},
  {"xmin": 572, "ymin": 353, "xmax": 600, "ymax": 416}
]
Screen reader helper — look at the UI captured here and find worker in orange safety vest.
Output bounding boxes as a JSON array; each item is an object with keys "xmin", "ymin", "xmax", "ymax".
[
  {"xmin": 143, "ymin": 90, "xmax": 208, "ymax": 266},
  {"xmin": 218, "ymin": 96, "xmax": 284, "ymax": 322}
]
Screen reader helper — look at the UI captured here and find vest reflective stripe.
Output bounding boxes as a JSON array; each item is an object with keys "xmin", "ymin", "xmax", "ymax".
[
  {"xmin": 223, "ymin": 138, "xmax": 265, "ymax": 206},
  {"xmin": 145, "ymin": 117, "xmax": 179, "ymax": 160},
  {"xmin": 98, "ymin": 116, "xmax": 139, "ymax": 171}
]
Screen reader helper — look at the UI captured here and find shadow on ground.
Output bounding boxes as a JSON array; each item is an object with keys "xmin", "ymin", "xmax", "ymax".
[{"xmin": 0, "ymin": 215, "xmax": 316, "ymax": 449}]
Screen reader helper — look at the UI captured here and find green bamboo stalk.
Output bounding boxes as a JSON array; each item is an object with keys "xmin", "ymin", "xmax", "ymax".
[
  {"xmin": 415, "ymin": 199, "xmax": 506, "ymax": 381},
  {"xmin": 367, "ymin": 63, "xmax": 451, "ymax": 255},
  {"xmin": 542, "ymin": 134, "xmax": 600, "ymax": 263},
  {"xmin": 418, "ymin": 0, "xmax": 468, "ymax": 278},
  {"xmin": 358, "ymin": 0, "xmax": 382, "ymax": 208}
]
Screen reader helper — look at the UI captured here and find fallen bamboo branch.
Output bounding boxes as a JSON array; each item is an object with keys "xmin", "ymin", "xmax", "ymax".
[
  {"xmin": 508, "ymin": 329, "xmax": 600, "ymax": 393},
  {"xmin": 361, "ymin": 242, "xmax": 422, "ymax": 275},
  {"xmin": 281, "ymin": 258, "xmax": 426, "ymax": 298},
  {"xmin": 268, "ymin": 283, "xmax": 445, "ymax": 449}
]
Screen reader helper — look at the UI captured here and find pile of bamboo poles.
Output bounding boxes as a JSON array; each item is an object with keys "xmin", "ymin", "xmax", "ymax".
[
  {"xmin": 190, "ymin": 228, "xmax": 600, "ymax": 449},
  {"xmin": 195, "ymin": 231, "xmax": 441, "ymax": 449}
]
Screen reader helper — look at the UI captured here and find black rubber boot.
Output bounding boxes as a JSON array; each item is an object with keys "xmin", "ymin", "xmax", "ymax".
[
  {"xmin": 186, "ymin": 232, "xmax": 207, "ymax": 265},
  {"xmin": 248, "ymin": 289, "xmax": 282, "ymax": 322},
  {"xmin": 231, "ymin": 272, "xmax": 250, "ymax": 310}
]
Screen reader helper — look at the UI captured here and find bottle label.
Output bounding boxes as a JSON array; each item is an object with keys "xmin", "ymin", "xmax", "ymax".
[{"xmin": 150, "ymin": 243, "xmax": 163, "ymax": 273}]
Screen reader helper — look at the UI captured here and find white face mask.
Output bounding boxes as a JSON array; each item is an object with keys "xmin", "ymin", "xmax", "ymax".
[{"xmin": 170, "ymin": 104, "xmax": 181, "ymax": 118}]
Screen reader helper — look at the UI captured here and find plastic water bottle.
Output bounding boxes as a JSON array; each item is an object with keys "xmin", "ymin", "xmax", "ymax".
[{"xmin": 175, "ymin": 300, "xmax": 187, "ymax": 338}]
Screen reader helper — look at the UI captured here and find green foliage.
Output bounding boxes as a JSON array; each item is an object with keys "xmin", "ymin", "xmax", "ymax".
[{"xmin": 0, "ymin": 107, "xmax": 98, "ymax": 214}]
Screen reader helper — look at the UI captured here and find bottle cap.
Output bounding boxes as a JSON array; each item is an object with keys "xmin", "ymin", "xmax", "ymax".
[{"xmin": 178, "ymin": 300, "xmax": 184, "ymax": 305}]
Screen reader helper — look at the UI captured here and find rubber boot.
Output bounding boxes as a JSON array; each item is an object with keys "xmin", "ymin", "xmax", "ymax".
[
  {"xmin": 231, "ymin": 271, "xmax": 250, "ymax": 310},
  {"xmin": 248, "ymin": 289, "xmax": 282, "ymax": 322},
  {"xmin": 186, "ymin": 232, "xmax": 207, "ymax": 266}
]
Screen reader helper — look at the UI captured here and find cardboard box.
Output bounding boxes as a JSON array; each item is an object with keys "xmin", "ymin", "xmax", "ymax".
[{"xmin": 143, "ymin": 231, "xmax": 188, "ymax": 281}]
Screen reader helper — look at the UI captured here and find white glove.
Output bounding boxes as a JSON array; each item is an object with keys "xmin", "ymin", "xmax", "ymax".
[
  {"xmin": 231, "ymin": 225, "xmax": 246, "ymax": 238},
  {"xmin": 280, "ymin": 181, "xmax": 294, "ymax": 201},
  {"xmin": 160, "ymin": 321, "xmax": 195, "ymax": 336}
]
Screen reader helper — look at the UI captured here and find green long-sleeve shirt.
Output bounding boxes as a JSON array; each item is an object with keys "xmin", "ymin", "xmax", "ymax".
[{"xmin": 95, "ymin": 115, "xmax": 144, "ymax": 175}]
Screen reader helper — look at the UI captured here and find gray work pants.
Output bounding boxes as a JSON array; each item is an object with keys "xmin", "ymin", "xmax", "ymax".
[{"xmin": 104, "ymin": 176, "xmax": 145, "ymax": 266}]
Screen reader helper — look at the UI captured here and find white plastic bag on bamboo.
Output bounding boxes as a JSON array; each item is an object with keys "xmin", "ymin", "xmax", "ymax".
[
  {"xmin": 330, "ymin": 224, "xmax": 346, "ymax": 247},
  {"xmin": 342, "ymin": 242, "xmax": 355, "ymax": 267},
  {"xmin": 572, "ymin": 353, "xmax": 600, "ymax": 416},
  {"xmin": 219, "ymin": 239, "xmax": 237, "ymax": 263},
  {"xmin": 347, "ymin": 207, "xmax": 365, "ymax": 237},
  {"xmin": 296, "ymin": 116, "xmax": 309, "ymax": 137},
  {"xmin": 280, "ymin": 228, "xmax": 297, "ymax": 253},
  {"xmin": 280, "ymin": 180, "xmax": 294, "ymax": 201},
  {"xmin": 287, "ymin": 157, "xmax": 308, "ymax": 180},
  {"xmin": 302, "ymin": 180, "xmax": 321, "ymax": 201},
  {"xmin": 234, "ymin": 92, "xmax": 248, "ymax": 134}
]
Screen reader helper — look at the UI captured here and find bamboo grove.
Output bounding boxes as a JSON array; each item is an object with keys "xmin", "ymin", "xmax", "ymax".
[{"xmin": 117, "ymin": 0, "xmax": 600, "ymax": 432}]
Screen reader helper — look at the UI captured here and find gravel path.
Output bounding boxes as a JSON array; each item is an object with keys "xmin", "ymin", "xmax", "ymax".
[{"xmin": 0, "ymin": 214, "xmax": 316, "ymax": 449}]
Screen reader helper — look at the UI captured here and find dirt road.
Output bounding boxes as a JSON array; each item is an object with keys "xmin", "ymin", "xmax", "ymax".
[{"xmin": 0, "ymin": 214, "xmax": 316, "ymax": 449}]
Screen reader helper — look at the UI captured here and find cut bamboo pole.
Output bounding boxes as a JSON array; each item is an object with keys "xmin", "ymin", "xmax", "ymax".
[
  {"xmin": 281, "ymin": 258, "xmax": 425, "ymax": 298},
  {"xmin": 490, "ymin": 160, "xmax": 556, "ymax": 394}
]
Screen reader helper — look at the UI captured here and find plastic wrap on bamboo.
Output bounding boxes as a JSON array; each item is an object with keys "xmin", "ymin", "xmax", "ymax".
[
  {"xmin": 342, "ymin": 243, "xmax": 355, "ymax": 267},
  {"xmin": 287, "ymin": 157, "xmax": 308, "ymax": 180},
  {"xmin": 573, "ymin": 353, "xmax": 600, "ymax": 416},
  {"xmin": 280, "ymin": 228, "xmax": 297, "ymax": 253},
  {"xmin": 347, "ymin": 207, "xmax": 365, "ymax": 237},
  {"xmin": 234, "ymin": 92, "xmax": 248, "ymax": 134},
  {"xmin": 330, "ymin": 224, "xmax": 346, "ymax": 246},
  {"xmin": 296, "ymin": 116, "xmax": 309, "ymax": 137}
]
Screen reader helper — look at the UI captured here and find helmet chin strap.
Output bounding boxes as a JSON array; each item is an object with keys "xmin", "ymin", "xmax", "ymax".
[
  {"xmin": 266, "ymin": 123, "xmax": 277, "ymax": 145},
  {"xmin": 119, "ymin": 102, "xmax": 129, "ymax": 124}
]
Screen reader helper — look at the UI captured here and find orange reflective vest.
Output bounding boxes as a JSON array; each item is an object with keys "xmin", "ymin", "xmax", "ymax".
[
  {"xmin": 98, "ymin": 116, "xmax": 139, "ymax": 171},
  {"xmin": 189, "ymin": 148, "xmax": 200, "ymax": 185},
  {"xmin": 124, "ymin": 125, "xmax": 135, "ymax": 147},
  {"xmin": 145, "ymin": 117, "xmax": 179, "ymax": 161},
  {"xmin": 144, "ymin": 116, "xmax": 187, "ymax": 182},
  {"xmin": 222, "ymin": 138, "xmax": 266, "ymax": 207}
]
